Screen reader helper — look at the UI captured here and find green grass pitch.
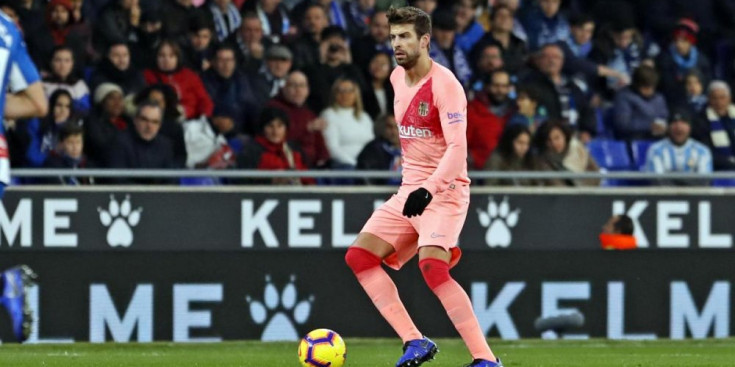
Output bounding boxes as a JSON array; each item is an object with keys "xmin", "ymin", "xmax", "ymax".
[{"xmin": 1, "ymin": 338, "xmax": 734, "ymax": 366}]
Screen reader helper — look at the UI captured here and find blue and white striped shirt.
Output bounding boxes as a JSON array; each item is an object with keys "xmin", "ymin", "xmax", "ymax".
[
  {"xmin": 645, "ymin": 138, "xmax": 713, "ymax": 174},
  {"xmin": 0, "ymin": 11, "xmax": 41, "ymax": 185}
]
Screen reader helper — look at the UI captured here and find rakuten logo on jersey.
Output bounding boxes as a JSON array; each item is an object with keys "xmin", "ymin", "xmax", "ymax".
[{"xmin": 399, "ymin": 125, "xmax": 433, "ymax": 138}]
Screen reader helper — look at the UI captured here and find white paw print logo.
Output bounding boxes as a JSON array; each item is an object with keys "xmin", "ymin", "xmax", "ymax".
[
  {"xmin": 98, "ymin": 195, "xmax": 142, "ymax": 247},
  {"xmin": 246, "ymin": 275, "xmax": 313, "ymax": 341},
  {"xmin": 477, "ymin": 196, "xmax": 520, "ymax": 248}
]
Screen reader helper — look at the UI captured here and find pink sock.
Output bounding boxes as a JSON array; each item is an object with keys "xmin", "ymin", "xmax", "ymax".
[
  {"xmin": 433, "ymin": 280, "xmax": 496, "ymax": 361},
  {"xmin": 355, "ymin": 266, "xmax": 423, "ymax": 343}
]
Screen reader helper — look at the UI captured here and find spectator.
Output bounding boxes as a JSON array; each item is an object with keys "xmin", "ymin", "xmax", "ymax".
[
  {"xmin": 495, "ymin": 0, "xmax": 527, "ymax": 41},
  {"xmin": 267, "ymin": 70, "xmax": 330, "ymax": 168},
  {"xmin": 342, "ymin": 0, "xmax": 375, "ymax": 40},
  {"xmin": 161, "ymin": 0, "xmax": 200, "ymax": 44},
  {"xmin": 249, "ymin": 44, "xmax": 293, "ymax": 108},
  {"xmin": 133, "ymin": 84, "xmax": 187, "ymax": 167},
  {"xmin": 129, "ymin": 9, "xmax": 165, "ymax": 70},
  {"xmin": 695, "ymin": 81, "xmax": 735, "ymax": 170},
  {"xmin": 25, "ymin": 89, "xmax": 83, "ymax": 167},
  {"xmin": 45, "ymin": 0, "xmax": 92, "ymax": 70},
  {"xmin": 93, "ymin": 0, "xmax": 140, "ymax": 54},
  {"xmin": 210, "ymin": 104, "xmax": 250, "ymax": 155},
  {"xmin": 205, "ymin": 0, "xmax": 241, "ymax": 42},
  {"xmin": 292, "ymin": 0, "xmax": 347, "ymax": 32},
  {"xmin": 467, "ymin": 43, "xmax": 504, "ymax": 94},
  {"xmin": 351, "ymin": 11, "xmax": 392, "ymax": 74},
  {"xmin": 471, "ymin": 4, "xmax": 526, "ymax": 77},
  {"xmin": 657, "ymin": 19, "xmax": 712, "ymax": 107},
  {"xmin": 181, "ymin": 14, "xmax": 217, "ymax": 73},
  {"xmin": 202, "ymin": 45, "xmax": 257, "ymax": 134},
  {"xmin": 43, "ymin": 46, "xmax": 91, "ymax": 113},
  {"xmin": 685, "ymin": 70, "xmax": 708, "ymax": 115},
  {"xmin": 590, "ymin": 18, "xmax": 655, "ymax": 94},
  {"xmin": 508, "ymin": 84, "xmax": 547, "ymax": 134},
  {"xmin": 321, "ymin": 78, "xmax": 374, "ymax": 168},
  {"xmin": 645, "ymin": 110, "xmax": 712, "ymax": 185},
  {"xmin": 144, "ymin": 39, "xmax": 214, "ymax": 119},
  {"xmin": 430, "ymin": 11, "xmax": 472, "ymax": 87},
  {"xmin": 304, "ymin": 26, "xmax": 366, "ymax": 113},
  {"xmin": 86, "ymin": 83, "xmax": 130, "ymax": 164},
  {"xmin": 362, "ymin": 52, "xmax": 395, "ymax": 120},
  {"xmin": 242, "ymin": 0, "xmax": 294, "ymax": 44},
  {"xmin": 227, "ymin": 12, "xmax": 271, "ymax": 74},
  {"xmin": 90, "ymin": 42, "xmax": 146, "ymax": 97},
  {"xmin": 18, "ymin": 0, "xmax": 55, "ymax": 70},
  {"xmin": 467, "ymin": 70, "xmax": 515, "ymax": 170},
  {"xmin": 454, "ymin": 0, "xmax": 484, "ymax": 53},
  {"xmin": 600, "ymin": 214, "xmax": 636, "ymax": 250},
  {"xmin": 236, "ymin": 107, "xmax": 315, "ymax": 185},
  {"xmin": 108, "ymin": 101, "xmax": 178, "ymax": 184},
  {"xmin": 43, "ymin": 123, "xmax": 95, "ymax": 185},
  {"xmin": 612, "ymin": 65, "xmax": 669, "ymax": 141},
  {"xmin": 484, "ymin": 124, "xmax": 539, "ymax": 186},
  {"xmin": 411, "ymin": 0, "xmax": 437, "ymax": 15},
  {"xmin": 535, "ymin": 120, "xmax": 600, "ymax": 186},
  {"xmin": 521, "ymin": 0, "xmax": 570, "ymax": 51},
  {"xmin": 525, "ymin": 44, "xmax": 596, "ymax": 140},
  {"xmin": 290, "ymin": 3, "xmax": 330, "ymax": 69},
  {"xmin": 559, "ymin": 13, "xmax": 626, "ymax": 87},
  {"xmin": 356, "ymin": 114, "xmax": 401, "ymax": 185}
]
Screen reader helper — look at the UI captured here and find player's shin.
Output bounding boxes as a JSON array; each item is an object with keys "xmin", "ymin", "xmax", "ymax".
[
  {"xmin": 345, "ymin": 247, "xmax": 422, "ymax": 343},
  {"xmin": 419, "ymin": 258, "xmax": 497, "ymax": 362}
]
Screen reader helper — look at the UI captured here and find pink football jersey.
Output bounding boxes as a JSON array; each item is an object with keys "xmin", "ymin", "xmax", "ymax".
[{"xmin": 391, "ymin": 61, "xmax": 470, "ymax": 195}]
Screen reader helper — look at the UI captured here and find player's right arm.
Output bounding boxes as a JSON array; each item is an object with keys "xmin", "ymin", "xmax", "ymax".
[{"xmin": 4, "ymin": 26, "xmax": 47, "ymax": 119}]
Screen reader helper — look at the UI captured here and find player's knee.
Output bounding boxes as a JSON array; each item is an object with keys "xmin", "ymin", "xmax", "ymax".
[
  {"xmin": 419, "ymin": 258, "xmax": 452, "ymax": 290},
  {"xmin": 345, "ymin": 247, "xmax": 382, "ymax": 274}
]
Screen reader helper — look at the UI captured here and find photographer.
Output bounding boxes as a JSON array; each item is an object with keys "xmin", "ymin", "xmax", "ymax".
[{"xmin": 304, "ymin": 26, "xmax": 366, "ymax": 114}]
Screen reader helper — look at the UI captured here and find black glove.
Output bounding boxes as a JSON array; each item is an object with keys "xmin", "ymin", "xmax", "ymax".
[{"xmin": 402, "ymin": 188, "xmax": 433, "ymax": 217}]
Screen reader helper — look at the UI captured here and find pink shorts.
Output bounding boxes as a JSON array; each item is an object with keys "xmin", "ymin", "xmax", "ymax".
[{"xmin": 360, "ymin": 184, "xmax": 469, "ymax": 270}]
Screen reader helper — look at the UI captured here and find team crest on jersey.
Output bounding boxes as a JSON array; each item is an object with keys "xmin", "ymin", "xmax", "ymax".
[{"xmin": 418, "ymin": 101, "xmax": 429, "ymax": 117}]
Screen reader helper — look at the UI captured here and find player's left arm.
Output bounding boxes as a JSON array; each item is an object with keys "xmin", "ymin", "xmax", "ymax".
[{"xmin": 421, "ymin": 76, "xmax": 468, "ymax": 196}]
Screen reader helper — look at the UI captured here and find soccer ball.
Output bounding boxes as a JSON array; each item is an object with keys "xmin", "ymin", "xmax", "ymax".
[{"xmin": 297, "ymin": 328, "xmax": 346, "ymax": 367}]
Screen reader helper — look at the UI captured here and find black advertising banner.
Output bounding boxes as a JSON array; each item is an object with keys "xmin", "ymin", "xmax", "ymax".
[
  {"xmin": 0, "ymin": 251, "xmax": 733, "ymax": 343},
  {"xmin": 1, "ymin": 188, "xmax": 734, "ymax": 251}
]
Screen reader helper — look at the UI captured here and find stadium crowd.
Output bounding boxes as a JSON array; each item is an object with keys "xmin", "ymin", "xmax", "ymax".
[{"xmin": 4, "ymin": 0, "xmax": 735, "ymax": 186}]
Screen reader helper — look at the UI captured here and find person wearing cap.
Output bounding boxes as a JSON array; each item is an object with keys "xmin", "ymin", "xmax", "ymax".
[
  {"xmin": 86, "ymin": 82, "xmax": 130, "ymax": 165},
  {"xmin": 201, "ymin": 44, "xmax": 258, "ymax": 134},
  {"xmin": 249, "ymin": 44, "xmax": 293, "ymax": 108},
  {"xmin": 612, "ymin": 65, "xmax": 669, "ymax": 141},
  {"xmin": 694, "ymin": 81, "xmax": 735, "ymax": 171},
  {"xmin": 429, "ymin": 9, "xmax": 472, "ymax": 87},
  {"xmin": 657, "ymin": 18, "xmax": 712, "ymax": 107},
  {"xmin": 644, "ymin": 109, "xmax": 712, "ymax": 185}
]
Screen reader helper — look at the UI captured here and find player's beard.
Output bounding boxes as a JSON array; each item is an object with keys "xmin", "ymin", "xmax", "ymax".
[{"xmin": 396, "ymin": 49, "xmax": 420, "ymax": 69}]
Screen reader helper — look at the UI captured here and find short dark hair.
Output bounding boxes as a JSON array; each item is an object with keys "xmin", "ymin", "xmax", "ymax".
[
  {"xmin": 569, "ymin": 13, "xmax": 594, "ymax": 28},
  {"xmin": 387, "ymin": 6, "xmax": 432, "ymax": 38},
  {"xmin": 490, "ymin": 4, "xmax": 513, "ymax": 23},
  {"xmin": 614, "ymin": 215, "xmax": 634, "ymax": 235},
  {"xmin": 189, "ymin": 13, "xmax": 215, "ymax": 33},
  {"xmin": 516, "ymin": 84, "xmax": 541, "ymax": 102},
  {"xmin": 59, "ymin": 123, "xmax": 84, "ymax": 142},
  {"xmin": 258, "ymin": 107, "xmax": 290, "ymax": 133},
  {"xmin": 632, "ymin": 65, "xmax": 659, "ymax": 89},
  {"xmin": 321, "ymin": 25, "xmax": 347, "ymax": 42},
  {"xmin": 136, "ymin": 101, "xmax": 163, "ymax": 120}
]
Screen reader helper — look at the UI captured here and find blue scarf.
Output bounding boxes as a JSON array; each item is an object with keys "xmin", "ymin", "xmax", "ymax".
[
  {"xmin": 210, "ymin": 3, "xmax": 242, "ymax": 42},
  {"xmin": 670, "ymin": 44, "xmax": 699, "ymax": 77},
  {"xmin": 566, "ymin": 38, "xmax": 592, "ymax": 58},
  {"xmin": 430, "ymin": 41, "xmax": 473, "ymax": 87}
]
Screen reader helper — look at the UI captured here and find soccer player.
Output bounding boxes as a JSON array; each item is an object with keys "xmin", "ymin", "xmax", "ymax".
[
  {"xmin": 344, "ymin": 6, "xmax": 503, "ymax": 367},
  {"xmin": 0, "ymin": 8, "xmax": 48, "ymax": 343}
]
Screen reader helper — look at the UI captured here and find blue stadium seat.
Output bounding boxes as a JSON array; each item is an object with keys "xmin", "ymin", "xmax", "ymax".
[
  {"xmin": 180, "ymin": 177, "xmax": 220, "ymax": 186},
  {"xmin": 712, "ymin": 179, "xmax": 735, "ymax": 187},
  {"xmin": 587, "ymin": 139, "xmax": 631, "ymax": 170},
  {"xmin": 630, "ymin": 140, "xmax": 655, "ymax": 171}
]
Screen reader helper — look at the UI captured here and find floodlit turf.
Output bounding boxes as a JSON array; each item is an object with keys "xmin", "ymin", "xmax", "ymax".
[{"xmin": 1, "ymin": 338, "xmax": 734, "ymax": 366}]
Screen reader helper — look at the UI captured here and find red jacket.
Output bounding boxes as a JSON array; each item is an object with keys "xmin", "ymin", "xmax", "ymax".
[
  {"xmin": 254, "ymin": 136, "xmax": 315, "ymax": 185},
  {"xmin": 267, "ymin": 95, "xmax": 330, "ymax": 168},
  {"xmin": 466, "ymin": 93, "xmax": 514, "ymax": 169},
  {"xmin": 144, "ymin": 68, "xmax": 214, "ymax": 119}
]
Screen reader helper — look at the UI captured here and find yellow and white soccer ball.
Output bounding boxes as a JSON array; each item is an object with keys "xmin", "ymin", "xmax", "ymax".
[{"xmin": 297, "ymin": 328, "xmax": 346, "ymax": 367}]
